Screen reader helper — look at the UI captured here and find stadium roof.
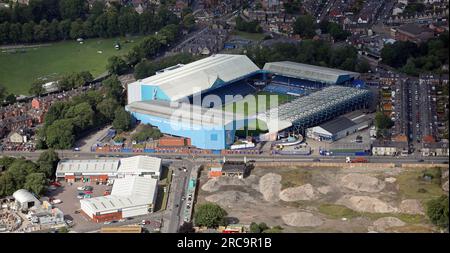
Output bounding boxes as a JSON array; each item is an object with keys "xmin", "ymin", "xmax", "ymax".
[
  {"xmin": 262, "ymin": 86, "xmax": 372, "ymax": 130},
  {"xmin": 81, "ymin": 176, "xmax": 158, "ymax": 213},
  {"xmin": 263, "ymin": 61, "xmax": 360, "ymax": 84},
  {"xmin": 131, "ymin": 54, "xmax": 260, "ymax": 101},
  {"xmin": 118, "ymin": 156, "xmax": 161, "ymax": 175},
  {"xmin": 56, "ymin": 159, "xmax": 119, "ymax": 175},
  {"xmin": 126, "ymin": 100, "xmax": 247, "ymax": 127}
]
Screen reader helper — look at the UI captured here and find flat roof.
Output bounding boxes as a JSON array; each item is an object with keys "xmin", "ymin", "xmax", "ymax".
[
  {"xmin": 56, "ymin": 159, "xmax": 119, "ymax": 175},
  {"xmin": 319, "ymin": 117, "xmax": 356, "ymax": 135},
  {"xmin": 263, "ymin": 61, "xmax": 360, "ymax": 84},
  {"xmin": 129, "ymin": 54, "xmax": 260, "ymax": 101}
]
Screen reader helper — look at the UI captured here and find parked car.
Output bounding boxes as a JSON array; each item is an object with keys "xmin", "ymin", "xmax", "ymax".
[
  {"xmin": 104, "ymin": 221, "xmax": 112, "ymax": 225},
  {"xmin": 118, "ymin": 219, "xmax": 126, "ymax": 222},
  {"xmin": 52, "ymin": 199, "xmax": 62, "ymax": 204},
  {"xmin": 50, "ymin": 181, "xmax": 62, "ymax": 187},
  {"xmin": 77, "ymin": 186, "xmax": 85, "ymax": 191},
  {"xmin": 84, "ymin": 186, "xmax": 93, "ymax": 191}
]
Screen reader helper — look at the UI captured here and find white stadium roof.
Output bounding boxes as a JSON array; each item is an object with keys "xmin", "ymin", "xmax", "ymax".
[
  {"xmin": 81, "ymin": 176, "xmax": 158, "ymax": 213},
  {"xmin": 130, "ymin": 54, "xmax": 260, "ymax": 101},
  {"xmin": 126, "ymin": 100, "xmax": 246, "ymax": 127},
  {"xmin": 56, "ymin": 159, "xmax": 119, "ymax": 175},
  {"xmin": 118, "ymin": 155, "xmax": 161, "ymax": 175},
  {"xmin": 263, "ymin": 61, "xmax": 360, "ymax": 84}
]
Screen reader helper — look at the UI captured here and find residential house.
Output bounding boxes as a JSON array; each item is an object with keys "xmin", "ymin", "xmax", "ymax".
[{"xmin": 372, "ymin": 140, "xmax": 409, "ymax": 156}]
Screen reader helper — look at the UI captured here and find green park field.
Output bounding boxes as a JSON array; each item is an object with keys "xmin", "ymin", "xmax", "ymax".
[{"xmin": 0, "ymin": 36, "xmax": 144, "ymax": 95}]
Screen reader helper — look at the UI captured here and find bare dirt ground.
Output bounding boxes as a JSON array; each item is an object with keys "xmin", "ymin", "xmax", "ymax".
[{"xmin": 196, "ymin": 165, "xmax": 448, "ymax": 233}]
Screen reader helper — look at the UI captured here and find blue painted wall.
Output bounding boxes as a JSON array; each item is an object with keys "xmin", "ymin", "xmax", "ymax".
[
  {"xmin": 141, "ymin": 85, "xmax": 170, "ymax": 101},
  {"xmin": 129, "ymin": 111, "xmax": 234, "ymax": 150}
]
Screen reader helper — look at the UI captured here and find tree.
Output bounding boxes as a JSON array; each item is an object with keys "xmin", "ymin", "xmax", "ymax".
[
  {"xmin": 178, "ymin": 222, "xmax": 195, "ymax": 233},
  {"xmin": 37, "ymin": 149, "xmax": 60, "ymax": 177},
  {"xmin": 29, "ymin": 81, "xmax": 46, "ymax": 96},
  {"xmin": 102, "ymin": 75, "xmax": 123, "ymax": 101},
  {"xmin": 25, "ymin": 173, "xmax": 47, "ymax": 196},
  {"xmin": 59, "ymin": 0, "xmax": 87, "ymax": 20},
  {"xmin": 45, "ymin": 119, "xmax": 75, "ymax": 149},
  {"xmin": 182, "ymin": 13, "xmax": 195, "ymax": 30},
  {"xmin": 0, "ymin": 84, "xmax": 6, "ymax": 102},
  {"xmin": 112, "ymin": 107, "xmax": 132, "ymax": 133},
  {"xmin": 65, "ymin": 102, "xmax": 95, "ymax": 130},
  {"xmin": 193, "ymin": 203, "xmax": 227, "ymax": 228},
  {"xmin": 97, "ymin": 98, "xmax": 120, "ymax": 122},
  {"xmin": 375, "ymin": 111, "xmax": 394, "ymax": 130},
  {"xmin": 107, "ymin": 56, "xmax": 129, "ymax": 75},
  {"xmin": 249, "ymin": 222, "xmax": 262, "ymax": 233},
  {"xmin": 355, "ymin": 59, "xmax": 371, "ymax": 73},
  {"xmin": 293, "ymin": 15, "xmax": 316, "ymax": 38},
  {"xmin": 426, "ymin": 195, "xmax": 449, "ymax": 229},
  {"xmin": 5, "ymin": 93, "xmax": 16, "ymax": 104},
  {"xmin": 0, "ymin": 172, "xmax": 16, "ymax": 197},
  {"xmin": 7, "ymin": 159, "xmax": 38, "ymax": 189},
  {"xmin": 131, "ymin": 124, "xmax": 162, "ymax": 142}
]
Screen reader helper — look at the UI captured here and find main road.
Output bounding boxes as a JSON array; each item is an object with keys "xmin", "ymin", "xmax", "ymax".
[{"xmin": 1, "ymin": 150, "xmax": 448, "ymax": 164}]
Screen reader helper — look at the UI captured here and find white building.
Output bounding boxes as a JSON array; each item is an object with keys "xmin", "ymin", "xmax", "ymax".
[
  {"xmin": 80, "ymin": 176, "xmax": 158, "ymax": 222},
  {"xmin": 117, "ymin": 155, "xmax": 162, "ymax": 179},
  {"xmin": 12, "ymin": 189, "xmax": 41, "ymax": 211}
]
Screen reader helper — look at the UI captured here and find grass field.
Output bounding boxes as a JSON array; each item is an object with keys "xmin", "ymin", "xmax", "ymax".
[
  {"xmin": 0, "ymin": 36, "xmax": 144, "ymax": 95},
  {"xmin": 224, "ymin": 91, "xmax": 295, "ymax": 135},
  {"xmin": 396, "ymin": 168, "xmax": 444, "ymax": 203},
  {"xmin": 231, "ymin": 30, "xmax": 266, "ymax": 41}
]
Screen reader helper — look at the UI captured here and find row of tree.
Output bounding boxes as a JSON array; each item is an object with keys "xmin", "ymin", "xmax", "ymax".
[
  {"xmin": 381, "ymin": 32, "xmax": 449, "ymax": 76},
  {"xmin": 106, "ymin": 23, "xmax": 183, "ymax": 76},
  {"xmin": 0, "ymin": 3, "xmax": 180, "ymax": 44},
  {"xmin": 0, "ymin": 150, "xmax": 59, "ymax": 197},
  {"xmin": 235, "ymin": 16, "xmax": 262, "ymax": 33},
  {"xmin": 293, "ymin": 15, "xmax": 350, "ymax": 42},
  {"xmin": 245, "ymin": 39, "xmax": 370, "ymax": 73},
  {"xmin": 36, "ymin": 74, "xmax": 131, "ymax": 149}
]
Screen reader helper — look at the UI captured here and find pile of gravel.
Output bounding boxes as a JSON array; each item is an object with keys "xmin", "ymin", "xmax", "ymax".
[
  {"xmin": 205, "ymin": 191, "xmax": 257, "ymax": 206},
  {"xmin": 399, "ymin": 199, "xmax": 424, "ymax": 215},
  {"xmin": 201, "ymin": 176, "xmax": 247, "ymax": 192},
  {"xmin": 336, "ymin": 195, "xmax": 398, "ymax": 213},
  {"xmin": 282, "ymin": 212, "xmax": 324, "ymax": 227},
  {"xmin": 279, "ymin": 184, "xmax": 318, "ymax": 202},
  {"xmin": 384, "ymin": 177, "xmax": 397, "ymax": 183},
  {"xmin": 317, "ymin": 186, "xmax": 332, "ymax": 195},
  {"xmin": 370, "ymin": 217, "xmax": 406, "ymax": 232},
  {"xmin": 340, "ymin": 174, "xmax": 386, "ymax": 193},
  {"xmin": 259, "ymin": 173, "xmax": 282, "ymax": 202}
]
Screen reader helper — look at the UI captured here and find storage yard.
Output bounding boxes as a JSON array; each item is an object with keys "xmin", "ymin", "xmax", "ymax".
[{"xmin": 197, "ymin": 163, "xmax": 449, "ymax": 233}]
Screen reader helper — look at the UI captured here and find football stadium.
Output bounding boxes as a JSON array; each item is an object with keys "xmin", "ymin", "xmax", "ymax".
[{"xmin": 125, "ymin": 54, "xmax": 373, "ymax": 150}]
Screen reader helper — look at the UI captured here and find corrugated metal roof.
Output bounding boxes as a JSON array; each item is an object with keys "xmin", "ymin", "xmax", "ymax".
[
  {"xmin": 81, "ymin": 176, "xmax": 157, "ymax": 212},
  {"xmin": 263, "ymin": 61, "xmax": 360, "ymax": 84},
  {"xmin": 129, "ymin": 54, "xmax": 260, "ymax": 101},
  {"xmin": 56, "ymin": 159, "xmax": 120, "ymax": 174},
  {"xmin": 117, "ymin": 155, "xmax": 161, "ymax": 175}
]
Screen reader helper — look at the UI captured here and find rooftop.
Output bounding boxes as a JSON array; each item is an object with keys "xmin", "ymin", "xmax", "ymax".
[
  {"xmin": 56, "ymin": 159, "xmax": 119, "ymax": 175},
  {"xmin": 319, "ymin": 117, "xmax": 356, "ymax": 135},
  {"xmin": 81, "ymin": 176, "xmax": 158, "ymax": 213},
  {"xmin": 222, "ymin": 161, "xmax": 247, "ymax": 173},
  {"xmin": 117, "ymin": 155, "xmax": 161, "ymax": 175},
  {"xmin": 263, "ymin": 61, "xmax": 360, "ymax": 84},
  {"xmin": 129, "ymin": 54, "xmax": 260, "ymax": 101}
]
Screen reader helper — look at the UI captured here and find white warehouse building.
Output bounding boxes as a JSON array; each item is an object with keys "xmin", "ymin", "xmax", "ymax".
[{"xmin": 80, "ymin": 176, "xmax": 158, "ymax": 223}]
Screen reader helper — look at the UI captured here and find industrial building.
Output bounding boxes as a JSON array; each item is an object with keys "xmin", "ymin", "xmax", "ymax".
[
  {"xmin": 117, "ymin": 155, "xmax": 162, "ymax": 179},
  {"xmin": 80, "ymin": 176, "xmax": 158, "ymax": 223},
  {"xmin": 56, "ymin": 156, "xmax": 161, "ymax": 183},
  {"xmin": 55, "ymin": 159, "xmax": 120, "ymax": 183},
  {"xmin": 306, "ymin": 111, "xmax": 373, "ymax": 142}
]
